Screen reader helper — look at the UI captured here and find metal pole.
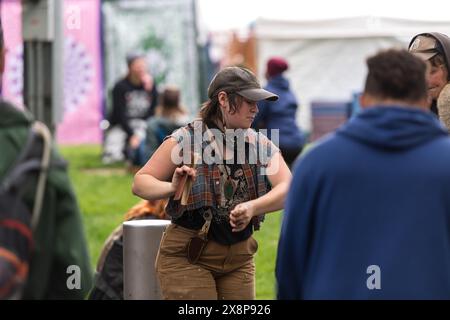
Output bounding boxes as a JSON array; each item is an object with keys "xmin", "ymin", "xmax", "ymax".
[
  {"xmin": 24, "ymin": 41, "xmax": 35, "ymax": 114},
  {"xmin": 123, "ymin": 220, "xmax": 171, "ymax": 300},
  {"xmin": 52, "ymin": 0, "xmax": 63, "ymax": 125},
  {"xmin": 36, "ymin": 41, "xmax": 44, "ymax": 122},
  {"xmin": 22, "ymin": 0, "xmax": 63, "ymax": 132}
]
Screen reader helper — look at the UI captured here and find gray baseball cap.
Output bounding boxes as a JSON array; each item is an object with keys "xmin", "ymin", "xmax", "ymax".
[
  {"xmin": 207, "ymin": 67, "xmax": 278, "ymax": 101},
  {"xmin": 409, "ymin": 35, "xmax": 441, "ymax": 61}
]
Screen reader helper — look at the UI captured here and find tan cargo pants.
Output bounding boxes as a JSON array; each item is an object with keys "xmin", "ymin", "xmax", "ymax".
[{"xmin": 155, "ymin": 223, "xmax": 258, "ymax": 300}]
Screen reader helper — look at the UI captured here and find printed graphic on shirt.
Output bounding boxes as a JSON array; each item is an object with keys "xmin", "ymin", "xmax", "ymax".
[
  {"xmin": 215, "ymin": 163, "xmax": 250, "ymax": 223},
  {"xmin": 125, "ymin": 91, "xmax": 151, "ymax": 118}
]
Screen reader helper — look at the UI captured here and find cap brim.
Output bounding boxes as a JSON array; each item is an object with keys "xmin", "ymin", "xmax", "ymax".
[
  {"xmin": 238, "ymin": 88, "xmax": 278, "ymax": 101},
  {"xmin": 411, "ymin": 51, "xmax": 438, "ymax": 61}
]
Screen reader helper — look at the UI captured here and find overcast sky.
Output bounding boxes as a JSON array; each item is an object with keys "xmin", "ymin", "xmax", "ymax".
[{"xmin": 197, "ymin": 0, "xmax": 450, "ymax": 31}]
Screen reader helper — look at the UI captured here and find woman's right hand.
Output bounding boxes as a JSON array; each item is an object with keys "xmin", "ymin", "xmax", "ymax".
[{"xmin": 171, "ymin": 165, "xmax": 196, "ymax": 192}]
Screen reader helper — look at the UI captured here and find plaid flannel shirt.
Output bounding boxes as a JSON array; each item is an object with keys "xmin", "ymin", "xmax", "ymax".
[{"xmin": 165, "ymin": 120, "xmax": 279, "ymax": 230}]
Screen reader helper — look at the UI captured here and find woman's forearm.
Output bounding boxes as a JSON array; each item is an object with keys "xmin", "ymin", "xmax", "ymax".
[
  {"xmin": 132, "ymin": 173, "xmax": 175, "ymax": 200},
  {"xmin": 250, "ymin": 181, "xmax": 290, "ymax": 216}
]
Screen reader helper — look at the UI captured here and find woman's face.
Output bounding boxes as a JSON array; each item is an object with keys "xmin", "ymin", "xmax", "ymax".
[
  {"xmin": 220, "ymin": 93, "xmax": 259, "ymax": 129},
  {"xmin": 426, "ymin": 62, "xmax": 449, "ymax": 101}
]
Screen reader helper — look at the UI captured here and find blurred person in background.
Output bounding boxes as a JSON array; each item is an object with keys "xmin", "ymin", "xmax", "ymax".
[
  {"xmin": 133, "ymin": 85, "xmax": 189, "ymax": 167},
  {"xmin": 105, "ymin": 52, "xmax": 158, "ymax": 164},
  {"xmin": 0, "ymin": 19, "xmax": 92, "ymax": 299},
  {"xmin": 252, "ymin": 57, "xmax": 305, "ymax": 168},
  {"xmin": 409, "ymin": 32, "xmax": 450, "ymax": 123}
]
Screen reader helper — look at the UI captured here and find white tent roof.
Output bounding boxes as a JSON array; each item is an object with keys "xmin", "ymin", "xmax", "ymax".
[
  {"xmin": 255, "ymin": 16, "xmax": 450, "ymax": 39},
  {"xmin": 254, "ymin": 16, "xmax": 450, "ymax": 133}
]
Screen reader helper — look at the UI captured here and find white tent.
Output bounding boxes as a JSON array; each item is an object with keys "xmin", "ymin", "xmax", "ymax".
[{"xmin": 254, "ymin": 16, "xmax": 450, "ymax": 132}]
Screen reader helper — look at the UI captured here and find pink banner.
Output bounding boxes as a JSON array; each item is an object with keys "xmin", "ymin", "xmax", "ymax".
[
  {"xmin": 1, "ymin": 0, "xmax": 102, "ymax": 144},
  {"xmin": 1, "ymin": 0, "xmax": 24, "ymax": 109},
  {"xmin": 58, "ymin": 0, "xmax": 102, "ymax": 144}
]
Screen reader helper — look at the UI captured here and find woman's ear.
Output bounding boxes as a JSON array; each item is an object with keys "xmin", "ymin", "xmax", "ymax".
[{"xmin": 217, "ymin": 91, "xmax": 228, "ymax": 110}]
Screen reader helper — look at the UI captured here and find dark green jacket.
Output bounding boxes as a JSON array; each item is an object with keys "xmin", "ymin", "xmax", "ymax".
[{"xmin": 0, "ymin": 100, "xmax": 93, "ymax": 299}]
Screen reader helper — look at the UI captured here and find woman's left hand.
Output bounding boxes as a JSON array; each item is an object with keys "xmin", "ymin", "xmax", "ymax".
[{"xmin": 229, "ymin": 202, "xmax": 256, "ymax": 232}]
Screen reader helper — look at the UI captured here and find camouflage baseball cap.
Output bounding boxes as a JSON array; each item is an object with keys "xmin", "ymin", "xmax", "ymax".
[{"xmin": 207, "ymin": 66, "xmax": 278, "ymax": 101}]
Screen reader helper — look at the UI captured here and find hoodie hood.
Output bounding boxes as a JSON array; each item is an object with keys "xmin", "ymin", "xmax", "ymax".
[
  {"xmin": 337, "ymin": 106, "xmax": 448, "ymax": 150},
  {"xmin": 0, "ymin": 100, "xmax": 33, "ymax": 127},
  {"xmin": 267, "ymin": 75, "xmax": 290, "ymax": 90}
]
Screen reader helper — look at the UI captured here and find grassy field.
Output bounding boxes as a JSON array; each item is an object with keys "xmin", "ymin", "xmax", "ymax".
[{"xmin": 59, "ymin": 144, "xmax": 282, "ymax": 299}]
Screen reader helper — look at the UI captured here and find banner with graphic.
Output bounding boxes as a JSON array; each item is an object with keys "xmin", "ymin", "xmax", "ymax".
[
  {"xmin": 58, "ymin": 0, "xmax": 102, "ymax": 144},
  {"xmin": 1, "ymin": 0, "xmax": 23, "ymax": 108},
  {"xmin": 102, "ymin": 0, "xmax": 199, "ymax": 117},
  {"xmin": 1, "ymin": 0, "xmax": 102, "ymax": 144}
]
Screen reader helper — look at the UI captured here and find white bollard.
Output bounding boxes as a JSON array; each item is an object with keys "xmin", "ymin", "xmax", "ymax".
[{"xmin": 123, "ymin": 219, "xmax": 171, "ymax": 300}]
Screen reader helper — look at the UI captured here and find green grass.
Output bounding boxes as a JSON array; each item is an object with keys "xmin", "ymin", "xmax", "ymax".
[
  {"xmin": 59, "ymin": 144, "xmax": 281, "ymax": 299},
  {"xmin": 253, "ymin": 212, "xmax": 282, "ymax": 299},
  {"xmin": 59, "ymin": 145, "xmax": 141, "ymax": 268}
]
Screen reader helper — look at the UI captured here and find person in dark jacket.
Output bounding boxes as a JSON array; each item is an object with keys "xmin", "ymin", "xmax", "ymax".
[
  {"xmin": 253, "ymin": 57, "xmax": 305, "ymax": 167},
  {"xmin": 0, "ymin": 22, "xmax": 92, "ymax": 299},
  {"xmin": 276, "ymin": 48, "xmax": 450, "ymax": 299}
]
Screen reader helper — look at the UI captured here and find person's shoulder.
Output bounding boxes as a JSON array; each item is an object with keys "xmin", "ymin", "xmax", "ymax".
[
  {"xmin": 244, "ymin": 129, "xmax": 281, "ymax": 157},
  {"xmin": 0, "ymin": 99, "xmax": 29, "ymax": 115},
  {"xmin": 186, "ymin": 118, "xmax": 204, "ymax": 131},
  {"xmin": 0, "ymin": 100, "xmax": 34, "ymax": 128},
  {"xmin": 165, "ymin": 120, "xmax": 197, "ymax": 143},
  {"xmin": 112, "ymin": 77, "xmax": 129, "ymax": 91},
  {"xmin": 251, "ymin": 128, "xmax": 269, "ymax": 141},
  {"xmin": 147, "ymin": 115, "xmax": 161, "ymax": 126},
  {"xmin": 428, "ymin": 134, "xmax": 450, "ymax": 156},
  {"xmin": 0, "ymin": 99, "xmax": 18, "ymax": 110},
  {"xmin": 250, "ymin": 128, "xmax": 278, "ymax": 144}
]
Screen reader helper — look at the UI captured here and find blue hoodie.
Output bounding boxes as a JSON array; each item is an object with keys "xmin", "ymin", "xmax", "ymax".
[
  {"xmin": 253, "ymin": 75, "xmax": 304, "ymax": 150},
  {"xmin": 276, "ymin": 106, "xmax": 450, "ymax": 299}
]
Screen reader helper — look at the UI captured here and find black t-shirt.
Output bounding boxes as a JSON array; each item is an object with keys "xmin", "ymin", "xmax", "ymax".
[
  {"xmin": 173, "ymin": 123, "xmax": 254, "ymax": 245},
  {"xmin": 109, "ymin": 77, "xmax": 158, "ymax": 138}
]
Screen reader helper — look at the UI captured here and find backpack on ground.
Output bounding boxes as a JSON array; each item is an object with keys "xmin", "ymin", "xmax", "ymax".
[{"xmin": 0, "ymin": 122, "xmax": 51, "ymax": 299}]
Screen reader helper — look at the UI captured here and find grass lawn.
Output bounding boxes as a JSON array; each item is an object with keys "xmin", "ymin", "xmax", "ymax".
[{"xmin": 59, "ymin": 144, "xmax": 282, "ymax": 299}]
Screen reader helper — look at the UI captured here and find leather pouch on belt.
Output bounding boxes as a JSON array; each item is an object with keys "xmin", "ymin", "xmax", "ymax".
[
  {"xmin": 187, "ymin": 236, "xmax": 207, "ymax": 264},
  {"xmin": 186, "ymin": 209, "xmax": 212, "ymax": 264}
]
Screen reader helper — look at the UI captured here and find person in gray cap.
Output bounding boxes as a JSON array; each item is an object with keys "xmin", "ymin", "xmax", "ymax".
[
  {"xmin": 132, "ymin": 66, "xmax": 291, "ymax": 300},
  {"xmin": 409, "ymin": 32, "xmax": 450, "ymax": 118}
]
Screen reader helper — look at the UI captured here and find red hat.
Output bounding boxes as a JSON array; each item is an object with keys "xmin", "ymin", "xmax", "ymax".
[{"xmin": 267, "ymin": 57, "xmax": 289, "ymax": 78}]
